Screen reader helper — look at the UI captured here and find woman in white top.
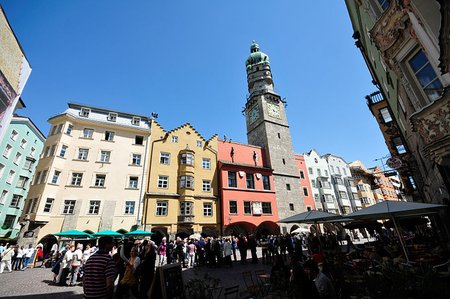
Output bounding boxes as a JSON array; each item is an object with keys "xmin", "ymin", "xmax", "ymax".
[{"xmin": 14, "ymin": 246, "xmax": 24, "ymax": 270}]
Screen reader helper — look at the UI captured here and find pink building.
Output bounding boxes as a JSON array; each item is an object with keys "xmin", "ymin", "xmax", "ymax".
[
  {"xmin": 218, "ymin": 140, "xmax": 279, "ymax": 236},
  {"xmin": 295, "ymin": 154, "xmax": 316, "ymax": 211}
]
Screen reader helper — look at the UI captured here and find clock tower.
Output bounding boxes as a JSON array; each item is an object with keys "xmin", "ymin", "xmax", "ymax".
[{"xmin": 244, "ymin": 42, "xmax": 305, "ymax": 231}]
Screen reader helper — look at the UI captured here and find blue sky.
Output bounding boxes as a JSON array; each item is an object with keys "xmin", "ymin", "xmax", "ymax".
[{"xmin": 2, "ymin": 1, "xmax": 389, "ymax": 168}]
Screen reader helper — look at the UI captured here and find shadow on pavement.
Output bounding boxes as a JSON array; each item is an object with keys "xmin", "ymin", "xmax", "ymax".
[{"xmin": 2, "ymin": 292, "xmax": 83, "ymax": 299}]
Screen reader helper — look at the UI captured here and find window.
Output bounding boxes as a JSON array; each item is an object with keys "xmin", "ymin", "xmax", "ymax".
[
  {"xmin": 352, "ymin": 193, "xmax": 359, "ymax": 200},
  {"xmin": 33, "ymin": 171, "xmax": 41, "ymax": 185},
  {"xmin": 10, "ymin": 130, "xmax": 18, "ymax": 141},
  {"xmin": 343, "ymin": 168, "xmax": 347, "ymax": 175},
  {"xmin": 78, "ymin": 148, "xmax": 89, "ymax": 160},
  {"xmin": 51, "ymin": 170, "xmax": 61, "ymax": 184},
  {"xmin": 202, "ymin": 180, "xmax": 211, "ymax": 192},
  {"xmin": 196, "ymin": 140, "xmax": 202, "ymax": 147},
  {"xmin": 43, "ymin": 146, "xmax": 50, "ymax": 157},
  {"xmin": 179, "ymin": 175, "xmax": 194, "ymax": 189},
  {"xmin": 324, "ymin": 170, "xmax": 328, "ymax": 176},
  {"xmin": 246, "ymin": 173, "xmax": 255, "ymax": 189},
  {"xmin": 286, "ymin": 184, "xmax": 291, "ymax": 191},
  {"xmin": 71, "ymin": 173, "xmax": 83, "ymax": 186},
  {"xmin": 104, "ymin": 131, "xmax": 115, "ymax": 141},
  {"xmin": 124, "ymin": 201, "xmax": 135, "ymax": 215},
  {"xmin": 335, "ymin": 177, "xmax": 343, "ymax": 185},
  {"xmin": 132, "ymin": 154, "xmax": 141, "ymax": 165},
  {"xmin": 320, "ymin": 181, "xmax": 331, "ymax": 189},
  {"xmin": 377, "ymin": 0, "xmax": 390, "ymax": 10},
  {"xmin": 380, "ymin": 108, "xmax": 392, "ymax": 123},
  {"xmin": 132, "ymin": 117, "xmax": 141, "ymax": 126},
  {"xmin": 229, "ymin": 200, "xmax": 237, "ymax": 214},
  {"xmin": 2, "ymin": 215, "xmax": 16, "ymax": 229},
  {"xmin": 66, "ymin": 124, "xmax": 74, "ymax": 135},
  {"xmin": 262, "ymin": 202, "xmax": 272, "ymax": 214},
  {"xmin": 262, "ymin": 175, "xmax": 270, "ymax": 190},
  {"xmin": 171, "ymin": 136, "xmax": 178, "ymax": 143},
  {"xmin": 330, "ymin": 166, "xmax": 334, "ymax": 174},
  {"xmin": 303, "ymin": 187, "xmax": 309, "ymax": 196},
  {"xmin": 228, "ymin": 171, "xmax": 237, "ymax": 187},
  {"xmin": 128, "ymin": 176, "xmax": 139, "ymax": 189},
  {"xmin": 160, "ymin": 153, "xmax": 170, "ymax": 164},
  {"xmin": 107, "ymin": 112, "xmax": 117, "ymax": 122},
  {"xmin": 314, "ymin": 194, "xmax": 319, "ymax": 201},
  {"xmin": 41, "ymin": 170, "xmax": 48, "ymax": 184},
  {"xmin": 10, "ymin": 194, "xmax": 22, "ymax": 207},
  {"xmin": 59, "ymin": 145, "xmax": 68, "ymax": 158},
  {"xmin": 49, "ymin": 144, "xmax": 56, "ymax": 156},
  {"xmin": 180, "ymin": 153, "xmax": 194, "ymax": 165},
  {"xmin": 180, "ymin": 202, "xmax": 193, "ymax": 215},
  {"xmin": 14, "ymin": 152, "xmax": 22, "ymax": 164},
  {"xmin": 337, "ymin": 167, "xmax": 341, "ymax": 174},
  {"xmin": 392, "ymin": 137, "xmax": 406, "ymax": 154},
  {"xmin": 311, "ymin": 180, "xmax": 316, "ymax": 188},
  {"xmin": 203, "ymin": 203, "xmax": 212, "ymax": 216},
  {"xmin": 289, "ymin": 203, "xmax": 294, "ymax": 211},
  {"xmin": 56, "ymin": 124, "xmax": 63, "ymax": 134},
  {"xmin": 16, "ymin": 176, "xmax": 29, "ymax": 188},
  {"xmin": 156, "ymin": 201, "xmax": 168, "ymax": 216},
  {"xmin": 30, "ymin": 147, "xmax": 36, "ymax": 157},
  {"xmin": 83, "ymin": 128, "xmax": 94, "ymax": 138},
  {"xmin": 43, "ymin": 198, "xmax": 54, "ymax": 213},
  {"xmin": 94, "ymin": 174, "xmax": 106, "ymax": 187},
  {"xmin": 135, "ymin": 135, "xmax": 144, "ymax": 145},
  {"xmin": 408, "ymin": 176, "xmax": 417, "ymax": 190},
  {"xmin": 408, "ymin": 49, "xmax": 444, "ymax": 102},
  {"xmin": 3, "ymin": 144, "xmax": 12, "ymax": 158},
  {"xmin": 317, "ymin": 169, "xmax": 321, "ymax": 176},
  {"xmin": 6, "ymin": 170, "xmax": 15, "ymax": 184},
  {"xmin": 243, "ymin": 201, "xmax": 251, "ymax": 214},
  {"xmin": 0, "ymin": 163, "xmax": 3, "ymax": 177},
  {"xmin": 299, "ymin": 170, "xmax": 305, "ymax": 179},
  {"xmin": 158, "ymin": 176, "xmax": 169, "ymax": 188},
  {"xmin": 323, "ymin": 195, "xmax": 334, "ymax": 203},
  {"xmin": 88, "ymin": 200, "xmax": 100, "ymax": 214},
  {"xmin": 339, "ymin": 191, "xmax": 348, "ymax": 199},
  {"xmin": 202, "ymin": 158, "xmax": 210, "ymax": 169},
  {"xmin": 20, "ymin": 139, "xmax": 27, "ymax": 149},
  {"xmin": 80, "ymin": 107, "xmax": 90, "ymax": 117},
  {"xmin": 308, "ymin": 167, "xmax": 313, "ymax": 175},
  {"xmin": 100, "ymin": 150, "xmax": 111, "ymax": 162},
  {"xmin": 282, "ymin": 158, "xmax": 286, "ymax": 165},
  {"xmin": 0, "ymin": 190, "xmax": 8, "ymax": 205}
]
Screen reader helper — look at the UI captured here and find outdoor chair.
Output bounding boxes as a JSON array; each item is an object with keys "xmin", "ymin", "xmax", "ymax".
[
  {"xmin": 242, "ymin": 271, "xmax": 260, "ymax": 297},
  {"xmin": 223, "ymin": 285, "xmax": 239, "ymax": 299},
  {"xmin": 254, "ymin": 269, "xmax": 271, "ymax": 296}
]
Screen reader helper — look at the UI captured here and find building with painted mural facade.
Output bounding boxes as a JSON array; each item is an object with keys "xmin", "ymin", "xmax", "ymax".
[
  {"xmin": 294, "ymin": 154, "xmax": 315, "ymax": 212},
  {"xmin": 324, "ymin": 154, "xmax": 359, "ymax": 214},
  {"xmin": 0, "ymin": 5, "xmax": 32, "ymax": 142},
  {"xmin": 0, "ymin": 116, "xmax": 44, "ymax": 240},
  {"xmin": 345, "ymin": 0, "xmax": 450, "ymax": 238},
  {"xmin": 218, "ymin": 139, "xmax": 279, "ymax": 237},
  {"xmin": 143, "ymin": 121, "xmax": 219, "ymax": 241},
  {"xmin": 18, "ymin": 103, "xmax": 151, "ymax": 247},
  {"xmin": 243, "ymin": 42, "xmax": 305, "ymax": 233}
]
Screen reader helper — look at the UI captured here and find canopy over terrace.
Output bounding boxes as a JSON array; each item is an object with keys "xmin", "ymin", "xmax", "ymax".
[
  {"xmin": 54, "ymin": 230, "xmax": 93, "ymax": 239},
  {"xmin": 279, "ymin": 210, "xmax": 344, "ymax": 224},
  {"xmin": 347, "ymin": 201, "xmax": 445, "ymax": 262},
  {"xmin": 124, "ymin": 230, "xmax": 154, "ymax": 237},
  {"xmin": 94, "ymin": 230, "xmax": 123, "ymax": 238}
]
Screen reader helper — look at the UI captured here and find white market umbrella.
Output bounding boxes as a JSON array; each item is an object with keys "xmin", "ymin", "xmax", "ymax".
[
  {"xmin": 189, "ymin": 233, "xmax": 202, "ymax": 240},
  {"xmin": 347, "ymin": 201, "xmax": 445, "ymax": 262},
  {"xmin": 291, "ymin": 226, "xmax": 311, "ymax": 234}
]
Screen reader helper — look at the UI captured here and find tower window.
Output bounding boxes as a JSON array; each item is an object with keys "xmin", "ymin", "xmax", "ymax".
[
  {"xmin": 286, "ymin": 184, "xmax": 291, "ymax": 191},
  {"xmin": 289, "ymin": 203, "xmax": 294, "ymax": 211},
  {"xmin": 277, "ymin": 133, "xmax": 281, "ymax": 139},
  {"xmin": 282, "ymin": 158, "xmax": 286, "ymax": 165}
]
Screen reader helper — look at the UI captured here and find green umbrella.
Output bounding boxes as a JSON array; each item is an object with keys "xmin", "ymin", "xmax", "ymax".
[
  {"xmin": 124, "ymin": 230, "xmax": 153, "ymax": 237},
  {"xmin": 54, "ymin": 230, "xmax": 93, "ymax": 238},
  {"xmin": 94, "ymin": 230, "xmax": 123, "ymax": 237}
]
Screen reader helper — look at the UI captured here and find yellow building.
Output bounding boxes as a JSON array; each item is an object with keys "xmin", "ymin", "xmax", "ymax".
[
  {"xmin": 19, "ymin": 103, "xmax": 151, "ymax": 247},
  {"xmin": 143, "ymin": 121, "xmax": 219, "ymax": 240}
]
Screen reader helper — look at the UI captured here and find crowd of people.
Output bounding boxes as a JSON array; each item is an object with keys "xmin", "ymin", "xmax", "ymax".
[{"xmin": 0, "ymin": 243, "xmax": 42, "ymax": 273}]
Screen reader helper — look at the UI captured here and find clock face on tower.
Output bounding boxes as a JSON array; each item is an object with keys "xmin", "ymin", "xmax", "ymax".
[
  {"xmin": 249, "ymin": 106, "xmax": 260, "ymax": 124},
  {"xmin": 267, "ymin": 102, "xmax": 280, "ymax": 119}
]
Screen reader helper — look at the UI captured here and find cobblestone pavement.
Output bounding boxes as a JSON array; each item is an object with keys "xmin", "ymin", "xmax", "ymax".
[{"xmin": 0, "ymin": 249, "xmax": 271, "ymax": 298}]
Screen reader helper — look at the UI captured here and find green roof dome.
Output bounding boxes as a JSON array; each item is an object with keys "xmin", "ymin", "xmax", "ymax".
[{"xmin": 246, "ymin": 41, "xmax": 270, "ymax": 69}]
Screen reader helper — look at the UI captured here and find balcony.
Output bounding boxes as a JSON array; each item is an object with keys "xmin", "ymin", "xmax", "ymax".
[
  {"xmin": 366, "ymin": 91, "xmax": 384, "ymax": 106},
  {"xmin": 178, "ymin": 215, "xmax": 195, "ymax": 224}
]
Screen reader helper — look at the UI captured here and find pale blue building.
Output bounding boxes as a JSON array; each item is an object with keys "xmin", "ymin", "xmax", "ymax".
[{"xmin": 0, "ymin": 116, "xmax": 45, "ymax": 240}]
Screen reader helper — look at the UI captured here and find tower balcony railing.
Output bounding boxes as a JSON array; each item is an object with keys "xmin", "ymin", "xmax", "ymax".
[{"xmin": 366, "ymin": 91, "xmax": 384, "ymax": 106}]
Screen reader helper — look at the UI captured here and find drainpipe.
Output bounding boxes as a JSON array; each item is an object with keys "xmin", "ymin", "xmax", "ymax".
[
  {"xmin": 136, "ymin": 127, "xmax": 150, "ymax": 229},
  {"xmin": 206, "ymin": 142, "xmax": 220, "ymax": 235}
]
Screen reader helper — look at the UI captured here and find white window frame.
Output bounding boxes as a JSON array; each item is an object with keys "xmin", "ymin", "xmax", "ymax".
[
  {"xmin": 51, "ymin": 170, "xmax": 61, "ymax": 184},
  {"xmin": 94, "ymin": 174, "xmax": 106, "ymax": 187},
  {"xmin": 62, "ymin": 200, "xmax": 76, "ymax": 214},
  {"xmin": 59, "ymin": 145, "xmax": 68, "ymax": 158},
  {"xmin": 180, "ymin": 153, "xmax": 194, "ymax": 165},
  {"xmin": 88, "ymin": 200, "xmax": 101, "ymax": 214},
  {"xmin": 132, "ymin": 153, "xmax": 142, "ymax": 166},
  {"xmin": 156, "ymin": 201, "xmax": 168, "ymax": 216},
  {"xmin": 83, "ymin": 128, "xmax": 94, "ymax": 138},
  {"xmin": 131, "ymin": 116, "xmax": 141, "ymax": 126},
  {"xmin": 179, "ymin": 175, "xmax": 194, "ymax": 189},
  {"xmin": 160, "ymin": 152, "xmax": 170, "ymax": 164},
  {"xmin": 104, "ymin": 131, "xmax": 115, "ymax": 141},
  {"xmin": 171, "ymin": 136, "xmax": 178, "ymax": 143},
  {"xmin": 14, "ymin": 152, "xmax": 22, "ymax": 165},
  {"xmin": 71, "ymin": 172, "xmax": 83, "ymax": 186},
  {"xmin": 202, "ymin": 158, "xmax": 211, "ymax": 169},
  {"xmin": 78, "ymin": 148, "xmax": 89, "ymax": 160},
  {"xmin": 128, "ymin": 176, "xmax": 139, "ymax": 189},
  {"xmin": 203, "ymin": 203, "xmax": 212, "ymax": 217},
  {"xmin": 202, "ymin": 180, "xmax": 211, "ymax": 192},
  {"xmin": 107, "ymin": 112, "xmax": 117, "ymax": 122},
  {"xmin": 66, "ymin": 124, "xmax": 74, "ymax": 135},
  {"xmin": 196, "ymin": 140, "xmax": 202, "ymax": 147},
  {"xmin": 124, "ymin": 201, "xmax": 135, "ymax": 215},
  {"xmin": 6, "ymin": 170, "xmax": 15, "ymax": 184},
  {"xmin": 20, "ymin": 139, "xmax": 27, "ymax": 149},
  {"xmin": 100, "ymin": 150, "xmax": 111, "ymax": 162},
  {"xmin": 80, "ymin": 107, "xmax": 90, "ymax": 117},
  {"xmin": 3, "ymin": 144, "xmax": 12, "ymax": 158},
  {"xmin": 0, "ymin": 190, "xmax": 8, "ymax": 205},
  {"xmin": 157, "ymin": 175, "xmax": 169, "ymax": 189},
  {"xmin": 10, "ymin": 130, "xmax": 18, "ymax": 141},
  {"xmin": 43, "ymin": 198, "xmax": 54, "ymax": 213},
  {"xmin": 179, "ymin": 201, "xmax": 193, "ymax": 216}
]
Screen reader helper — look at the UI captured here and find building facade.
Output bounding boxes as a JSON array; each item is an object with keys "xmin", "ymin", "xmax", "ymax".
[
  {"xmin": 143, "ymin": 121, "xmax": 219, "ymax": 241},
  {"xmin": 218, "ymin": 140, "xmax": 279, "ymax": 237},
  {"xmin": 294, "ymin": 154, "xmax": 316, "ymax": 212},
  {"xmin": 243, "ymin": 42, "xmax": 305, "ymax": 233},
  {"xmin": 0, "ymin": 116, "xmax": 44, "ymax": 239},
  {"xmin": 19, "ymin": 103, "xmax": 151, "ymax": 246},
  {"xmin": 0, "ymin": 6, "xmax": 32, "ymax": 141},
  {"xmin": 349, "ymin": 161, "xmax": 377, "ymax": 208},
  {"xmin": 345, "ymin": 0, "xmax": 450, "ymax": 238},
  {"xmin": 369, "ymin": 166, "xmax": 401, "ymax": 201}
]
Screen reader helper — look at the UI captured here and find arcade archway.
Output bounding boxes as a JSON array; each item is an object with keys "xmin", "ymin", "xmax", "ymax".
[
  {"xmin": 151, "ymin": 227, "xmax": 168, "ymax": 244},
  {"xmin": 255, "ymin": 221, "xmax": 279, "ymax": 239},
  {"xmin": 223, "ymin": 222, "xmax": 256, "ymax": 237},
  {"xmin": 37, "ymin": 234, "xmax": 58, "ymax": 255}
]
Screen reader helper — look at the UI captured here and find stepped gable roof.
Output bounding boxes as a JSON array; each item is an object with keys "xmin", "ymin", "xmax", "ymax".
[
  {"xmin": 161, "ymin": 122, "xmax": 217, "ymax": 143},
  {"xmin": 151, "ymin": 119, "xmax": 167, "ymax": 133}
]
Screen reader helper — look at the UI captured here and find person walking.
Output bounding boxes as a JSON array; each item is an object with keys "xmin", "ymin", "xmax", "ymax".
[
  {"xmin": 157, "ymin": 238, "xmax": 167, "ymax": 266},
  {"xmin": 138, "ymin": 241, "xmax": 156, "ymax": 299},
  {"xmin": 69, "ymin": 244, "xmax": 83, "ymax": 286},
  {"xmin": 0, "ymin": 245, "xmax": 14, "ymax": 273},
  {"xmin": 187, "ymin": 240, "xmax": 196, "ymax": 268},
  {"xmin": 83, "ymin": 236, "xmax": 116, "ymax": 299},
  {"xmin": 14, "ymin": 246, "xmax": 24, "ymax": 270},
  {"xmin": 22, "ymin": 244, "xmax": 34, "ymax": 270},
  {"xmin": 57, "ymin": 245, "xmax": 74, "ymax": 286}
]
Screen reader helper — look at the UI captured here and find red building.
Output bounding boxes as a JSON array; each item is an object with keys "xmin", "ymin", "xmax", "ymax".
[
  {"xmin": 218, "ymin": 140, "xmax": 279, "ymax": 236},
  {"xmin": 295, "ymin": 154, "xmax": 316, "ymax": 211}
]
